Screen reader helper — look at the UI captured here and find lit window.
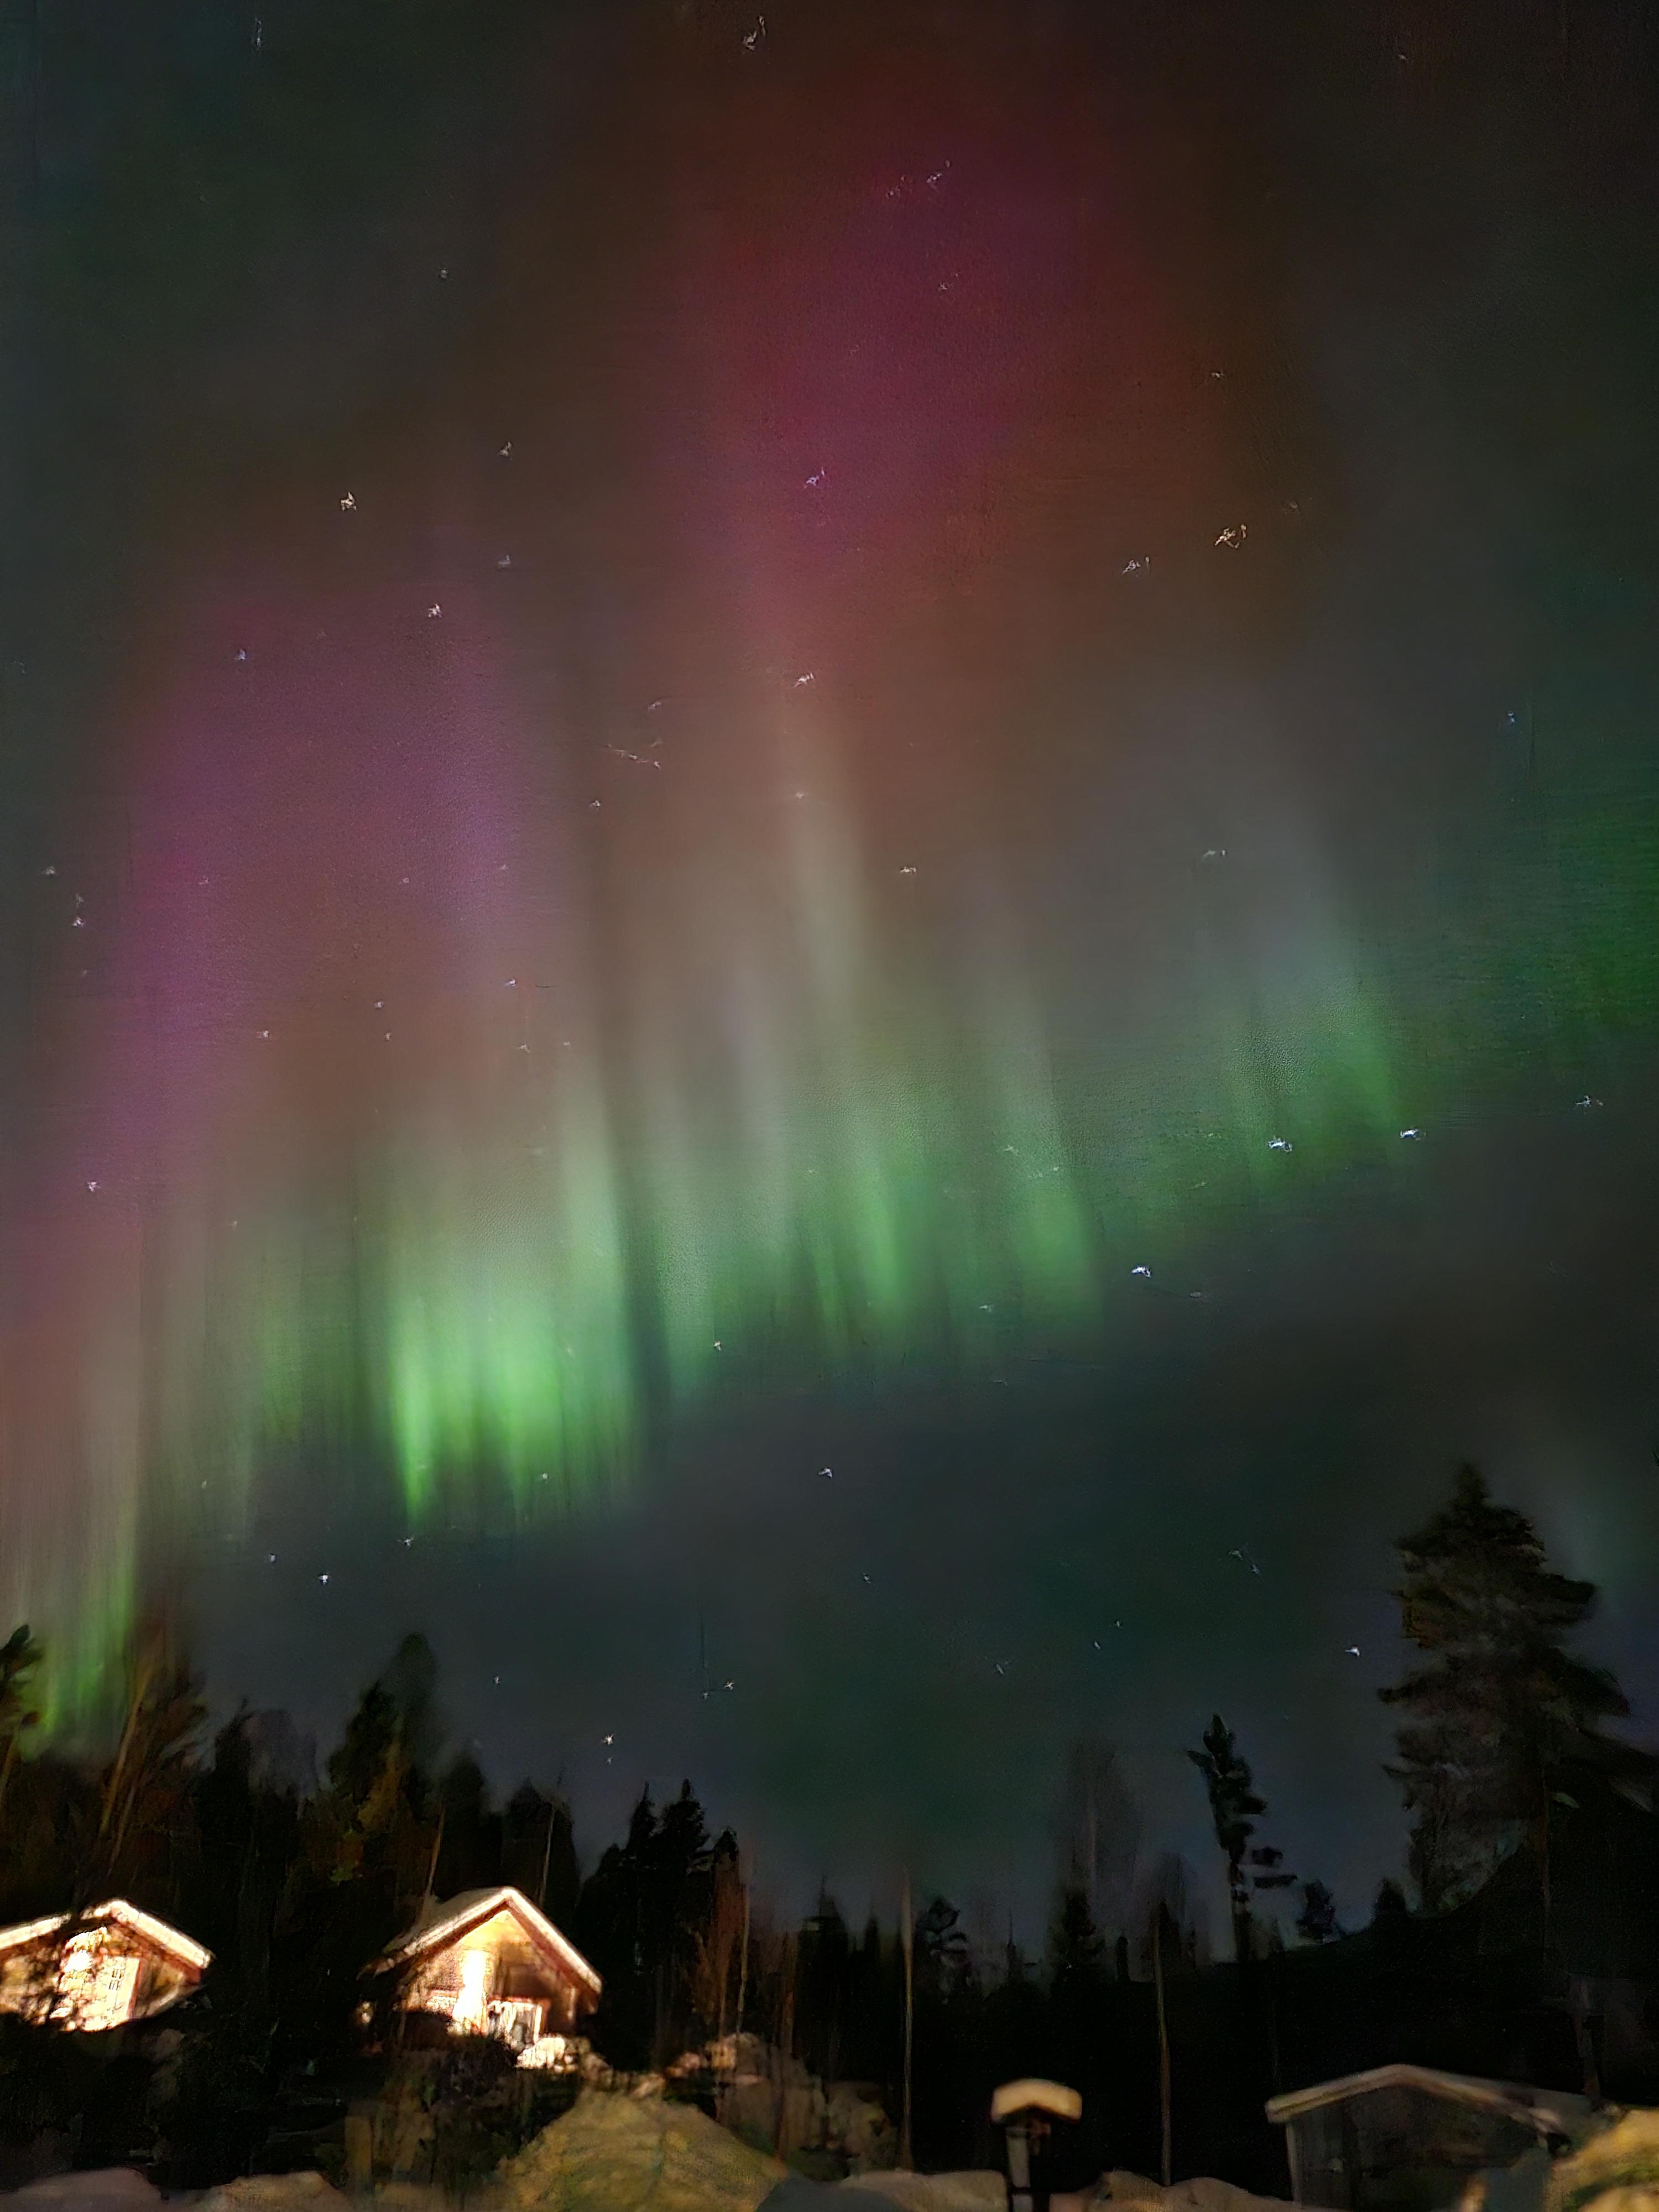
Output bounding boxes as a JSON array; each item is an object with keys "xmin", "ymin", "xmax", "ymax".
[
  {"xmin": 53, "ymin": 1938, "xmax": 139, "ymax": 2031},
  {"xmin": 452, "ymin": 1949, "xmax": 491, "ymax": 2031}
]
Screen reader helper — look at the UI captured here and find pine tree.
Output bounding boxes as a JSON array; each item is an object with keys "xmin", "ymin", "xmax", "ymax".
[
  {"xmin": 503, "ymin": 1781, "xmax": 577, "ymax": 1920},
  {"xmin": 914, "ymin": 1895, "xmax": 972, "ymax": 2000},
  {"xmin": 576, "ymin": 1780, "xmax": 716, "ymax": 2065},
  {"xmin": 1047, "ymin": 1882, "xmax": 1108, "ymax": 2065},
  {"xmin": 1295, "ymin": 1880, "xmax": 1342, "ymax": 1945},
  {"xmin": 279, "ymin": 1639, "xmax": 444, "ymax": 2056},
  {"xmin": 1380, "ymin": 1463, "xmax": 1657, "ymax": 1911},
  {"xmin": 1187, "ymin": 1717, "xmax": 1291, "ymax": 1958},
  {"xmin": 795, "ymin": 1882, "xmax": 847, "ymax": 2079}
]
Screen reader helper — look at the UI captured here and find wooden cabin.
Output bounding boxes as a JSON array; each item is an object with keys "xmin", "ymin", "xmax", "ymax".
[
  {"xmin": 377, "ymin": 1885, "xmax": 601, "ymax": 2053},
  {"xmin": 1266, "ymin": 2064, "xmax": 1597, "ymax": 2212},
  {"xmin": 0, "ymin": 1900, "xmax": 211, "ymax": 2032}
]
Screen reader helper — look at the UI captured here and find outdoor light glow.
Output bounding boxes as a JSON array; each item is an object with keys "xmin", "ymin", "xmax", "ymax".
[{"xmin": 453, "ymin": 1949, "xmax": 491, "ymax": 2033}]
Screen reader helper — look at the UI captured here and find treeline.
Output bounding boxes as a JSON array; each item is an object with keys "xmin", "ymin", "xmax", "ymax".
[{"xmin": 1, "ymin": 1463, "xmax": 1655, "ymax": 2187}]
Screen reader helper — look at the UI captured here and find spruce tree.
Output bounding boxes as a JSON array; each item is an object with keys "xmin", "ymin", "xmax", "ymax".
[
  {"xmin": 1380, "ymin": 1463, "xmax": 1657, "ymax": 1911},
  {"xmin": 1187, "ymin": 1716, "xmax": 1292, "ymax": 1958},
  {"xmin": 1047, "ymin": 1885, "xmax": 1107, "ymax": 2004},
  {"xmin": 1295, "ymin": 1879, "xmax": 1341, "ymax": 1945}
]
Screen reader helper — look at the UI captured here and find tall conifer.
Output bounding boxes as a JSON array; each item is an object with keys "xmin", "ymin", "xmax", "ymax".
[{"xmin": 1381, "ymin": 1463, "xmax": 1656, "ymax": 1910}]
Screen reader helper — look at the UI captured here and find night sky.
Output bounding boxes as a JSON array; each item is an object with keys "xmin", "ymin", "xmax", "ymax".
[{"xmin": 4, "ymin": 0, "xmax": 1659, "ymax": 1945}]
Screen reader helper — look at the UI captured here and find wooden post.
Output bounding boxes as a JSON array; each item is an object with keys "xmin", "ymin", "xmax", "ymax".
[
  {"xmin": 900, "ymin": 1869, "xmax": 915, "ymax": 2171},
  {"xmin": 1153, "ymin": 1908, "xmax": 1172, "ymax": 2188}
]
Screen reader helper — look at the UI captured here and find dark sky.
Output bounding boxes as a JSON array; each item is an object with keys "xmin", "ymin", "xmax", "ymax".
[{"xmin": 4, "ymin": 0, "xmax": 1659, "ymax": 1946}]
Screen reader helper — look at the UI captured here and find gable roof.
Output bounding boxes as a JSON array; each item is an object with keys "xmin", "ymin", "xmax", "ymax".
[
  {"xmin": 1266, "ymin": 2064, "xmax": 1598, "ymax": 2143},
  {"xmin": 0, "ymin": 1899, "xmax": 211, "ymax": 1975},
  {"xmin": 378, "ymin": 1885, "xmax": 601, "ymax": 2000}
]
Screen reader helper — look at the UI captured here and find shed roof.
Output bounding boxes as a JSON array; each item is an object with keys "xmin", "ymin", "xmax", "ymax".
[
  {"xmin": 0, "ymin": 1899, "xmax": 211, "ymax": 1974},
  {"xmin": 1265, "ymin": 2065, "xmax": 1598, "ymax": 2143},
  {"xmin": 377, "ymin": 1885, "xmax": 601, "ymax": 1999}
]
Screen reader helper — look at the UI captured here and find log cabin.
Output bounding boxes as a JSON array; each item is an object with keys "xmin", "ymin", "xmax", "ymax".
[
  {"xmin": 0, "ymin": 1899, "xmax": 211, "ymax": 2031},
  {"xmin": 377, "ymin": 1885, "xmax": 601, "ymax": 2052}
]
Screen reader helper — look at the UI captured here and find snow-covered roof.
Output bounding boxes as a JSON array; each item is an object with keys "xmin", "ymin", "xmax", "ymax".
[
  {"xmin": 0, "ymin": 1899, "xmax": 211, "ymax": 1974},
  {"xmin": 378, "ymin": 1885, "xmax": 601, "ymax": 1999},
  {"xmin": 992, "ymin": 2080, "xmax": 1083, "ymax": 2124},
  {"xmin": 1266, "ymin": 2064, "xmax": 1597, "ymax": 2142}
]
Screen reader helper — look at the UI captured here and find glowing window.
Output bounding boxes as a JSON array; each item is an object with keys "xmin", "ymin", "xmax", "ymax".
[
  {"xmin": 54, "ymin": 1940, "xmax": 140, "ymax": 2031},
  {"xmin": 452, "ymin": 1949, "xmax": 491, "ymax": 2031}
]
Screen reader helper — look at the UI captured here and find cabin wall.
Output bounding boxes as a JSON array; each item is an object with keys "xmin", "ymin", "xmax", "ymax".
[
  {"xmin": 403, "ymin": 1911, "xmax": 586, "ymax": 2047},
  {"xmin": 0, "ymin": 1923, "xmax": 201, "ymax": 2031}
]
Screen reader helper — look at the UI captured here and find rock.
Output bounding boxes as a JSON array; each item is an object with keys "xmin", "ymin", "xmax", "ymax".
[
  {"xmin": 494, "ymin": 2085, "xmax": 786, "ymax": 2212},
  {"xmin": 724, "ymin": 2079, "xmax": 828, "ymax": 2162},
  {"xmin": 199, "ymin": 2176, "xmax": 351, "ymax": 2212},
  {"xmin": 1547, "ymin": 2110, "xmax": 1659, "ymax": 2212},
  {"xmin": 825, "ymin": 2088, "xmax": 895, "ymax": 2175}
]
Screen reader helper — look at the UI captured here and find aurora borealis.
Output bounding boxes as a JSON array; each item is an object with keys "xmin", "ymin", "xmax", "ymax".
[{"xmin": 6, "ymin": 0, "xmax": 1659, "ymax": 1908}]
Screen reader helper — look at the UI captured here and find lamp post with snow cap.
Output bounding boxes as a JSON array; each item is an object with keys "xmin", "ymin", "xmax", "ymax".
[{"xmin": 992, "ymin": 2080, "xmax": 1083, "ymax": 2212}]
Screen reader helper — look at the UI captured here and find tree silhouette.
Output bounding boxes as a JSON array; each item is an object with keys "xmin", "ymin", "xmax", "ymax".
[
  {"xmin": 1371, "ymin": 1878, "xmax": 1408, "ymax": 1923},
  {"xmin": 1187, "ymin": 1716, "xmax": 1271, "ymax": 1959},
  {"xmin": 1380, "ymin": 1464, "xmax": 1658, "ymax": 1911},
  {"xmin": 0, "ymin": 1624, "xmax": 43, "ymax": 1824},
  {"xmin": 502, "ymin": 1781, "xmax": 578, "ymax": 1922},
  {"xmin": 1294, "ymin": 1880, "xmax": 1342, "ymax": 1945},
  {"xmin": 575, "ymin": 1780, "xmax": 716, "ymax": 2067},
  {"xmin": 280, "ymin": 1638, "xmax": 442, "ymax": 2057},
  {"xmin": 90, "ymin": 1627, "xmax": 206, "ymax": 1906},
  {"xmin": 1047, "ymin": 1885, "xmax": 1105, "ymax": 1994},
  {"xmin": 914, "ymin": 1895, "xmax": 973, "ymax": 2001}
]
